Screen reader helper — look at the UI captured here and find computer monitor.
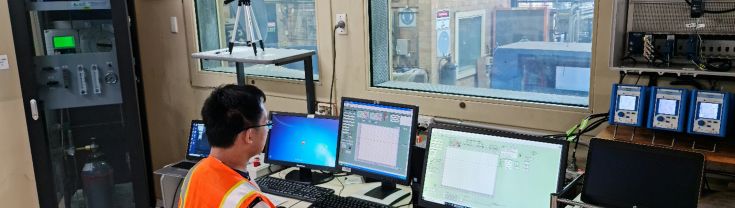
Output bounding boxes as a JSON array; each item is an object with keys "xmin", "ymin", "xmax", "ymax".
[
  {"xmin": 337, "ymin": 97, "xmax": 418, "ymax": 205},
  {"xmin": 264, "ymin": 112, "xmax": 340, "ymax": 184},
  {"xmin": 419, "ymin": 122, "xmax": 568, "ymax": 208},
  {"xmin": 186, "ymin": 120, "xmax": 210, "ymax": 160},
  {"xmin": 582, "ymin": 138, "xmax": 705, "ymax": 207}
]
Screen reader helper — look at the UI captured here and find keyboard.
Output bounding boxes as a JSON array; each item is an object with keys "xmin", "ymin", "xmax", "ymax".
[
  {"xmin": 171, "ymin": 161, "xmax": 196, "ymax": 170},
  {"xmin": 254, "ymin": 176, "xmax": 334, "ymax": 202},
  {"xmin": 309, "ymin": 195, "xmax": 392, "ymax": 208}
]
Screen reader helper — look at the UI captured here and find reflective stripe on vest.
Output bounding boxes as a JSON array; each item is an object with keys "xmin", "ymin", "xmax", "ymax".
[
  {"xmin": 220, "ymin": 180, "xmax": 274, "ymax": 208},
  {"xmin": 178, "ymin": 163, "xmax": 200, "ymax": 208}
]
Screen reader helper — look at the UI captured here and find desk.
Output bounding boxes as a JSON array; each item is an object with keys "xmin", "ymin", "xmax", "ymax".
[
  {"xmin": 191, "ymin": 47, "xmax": 317, "ymax": 114},
  {"xmin": 155, "ymin": 164, "xmax": 414, "ymax": 208},
  {"xmin": 265, "ymin": 167, "xmax": 414, "ymax": 208}
]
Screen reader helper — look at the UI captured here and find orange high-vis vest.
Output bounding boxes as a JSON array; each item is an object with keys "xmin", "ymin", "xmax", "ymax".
[{"xmin": 178, "ymin": 157, "xmax": 276, "ymax": 208}]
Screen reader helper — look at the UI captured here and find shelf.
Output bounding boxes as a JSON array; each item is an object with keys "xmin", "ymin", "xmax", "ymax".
[
  {"xmin": 596, "ymin": 125, "xmax": 735, "ymax": 173},
  {"xmin": 29, "ymin": 1, "xmax": 110, "ymax": 11},
  {"xmin": 611, "ymin": 66, "xmax": 735, "ymax": 78}
]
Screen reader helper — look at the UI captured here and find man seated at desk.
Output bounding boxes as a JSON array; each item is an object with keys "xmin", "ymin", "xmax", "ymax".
[{"xmin": 178, "ymin": 84, "xmax": 277, "ymax": 208}]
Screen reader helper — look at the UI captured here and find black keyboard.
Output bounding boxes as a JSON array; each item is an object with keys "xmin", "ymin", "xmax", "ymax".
[
  {"xmin": 255, "ymin": 176, "xmax": 334, "ymax": 202},
  {"xmin": 171, "ymin": 161, "xmax": 196, "ymax": 170},
  {"xmin": 309, "ymin": 195, "xmax": 392, "ymax": 208}
]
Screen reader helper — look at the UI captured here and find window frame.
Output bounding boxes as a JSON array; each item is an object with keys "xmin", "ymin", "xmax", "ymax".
[
  {"xmin": 355, "ymin": 0, "xmax": 616, "ymax": 132},
  {"xmin": 366, "ymin": 0, "xmax": 597, "ymax": 111},
  {"xmin": 180, "ymin": 0, "xmax": 618, "ymax": 133}
]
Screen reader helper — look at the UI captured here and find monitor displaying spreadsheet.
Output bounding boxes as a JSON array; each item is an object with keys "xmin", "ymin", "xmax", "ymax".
[{"xmin": 420, "ymin": 124, "xmax": 567, "ymax": 208}]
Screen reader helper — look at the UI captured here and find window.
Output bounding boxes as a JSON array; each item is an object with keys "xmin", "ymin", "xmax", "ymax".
[
  {"xmin": 369, "ymin": 0, "xmax": 595, "ymax": 107},
  {"xmin": 194, "ymin": 0, "xmax": 319, "ymax": 80}
]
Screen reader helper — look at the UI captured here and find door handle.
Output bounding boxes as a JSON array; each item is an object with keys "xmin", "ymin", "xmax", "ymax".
[{"xmin": 30, "ymin": 99, "xmax": 39, "ymax": 121}]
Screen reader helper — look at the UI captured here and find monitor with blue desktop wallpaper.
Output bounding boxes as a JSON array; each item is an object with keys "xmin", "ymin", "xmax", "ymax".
[
  {"xmin": 266, "ymin": 112, "xmax": 339, "ymax": 169},
  {"xmin": 187, "ymin": 120, "xmax": 210, "ymax": 159}
]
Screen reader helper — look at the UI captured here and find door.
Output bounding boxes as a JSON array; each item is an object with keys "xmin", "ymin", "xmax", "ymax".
[
  {"xmin": 454, "ymin": 10, "xmax": 486, "ymax": 82},
  {"xmin": 7, "ymin": 0, "xmax": 152, "ymax": 207}
]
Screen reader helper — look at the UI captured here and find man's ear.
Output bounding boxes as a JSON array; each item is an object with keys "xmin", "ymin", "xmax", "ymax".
[{"xmin": 240, "ymin": 129, "xmax": 255, "ymax": 144}]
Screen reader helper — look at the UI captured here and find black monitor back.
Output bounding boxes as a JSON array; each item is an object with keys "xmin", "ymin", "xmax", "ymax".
[{"xmin": 582, "ymin": 138, "xmax": 705, "ymax": 208}]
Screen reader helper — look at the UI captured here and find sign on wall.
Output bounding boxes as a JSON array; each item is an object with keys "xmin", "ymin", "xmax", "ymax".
[
  {"xmin": 399, "ymin": 8, "xmax": 417, "ymax": 28},
  {"xmin": 436, "ymin": 9, "xmax": 451, "ymax": 57}
]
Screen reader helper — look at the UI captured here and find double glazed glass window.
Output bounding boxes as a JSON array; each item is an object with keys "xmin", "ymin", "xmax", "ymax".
[{"xmin": 369, "ymin": 0, "xmax": 595, "ymax": 107}]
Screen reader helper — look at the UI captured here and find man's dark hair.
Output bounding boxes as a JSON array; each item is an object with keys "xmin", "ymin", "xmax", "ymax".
[{"xmin": 202, "ymin": 84, "xmax": 266, "ymax": 148}]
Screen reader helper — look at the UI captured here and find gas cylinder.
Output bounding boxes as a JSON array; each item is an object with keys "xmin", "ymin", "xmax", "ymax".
[{"xmin": 80, "ymin": 138, "xmax": 114, "ymax": 208}]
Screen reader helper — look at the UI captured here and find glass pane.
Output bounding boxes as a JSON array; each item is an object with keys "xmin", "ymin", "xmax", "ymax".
[
  {"xmin": 25, "ymin": 0, "xmax": 137, "ymax": 207},
  {"xmin": 195, "ymin": 0, "xmax": 319, "ymax": 80},
  {"xmin": 370, "ymin": 0, "xmax": 595, "ymax": 107}
]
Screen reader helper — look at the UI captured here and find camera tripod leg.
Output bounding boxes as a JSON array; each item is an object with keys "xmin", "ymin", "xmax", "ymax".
[
  {"xmin": 243, "ymin": 5, "xmax": 258, "ymax": 56},
  {"xmin": 228, "ymin": 2, "xmax": 243, "ymax": 54},
  {"xmin": 248, "ymin": 5, "xmax": 265, "ymax": 51}
]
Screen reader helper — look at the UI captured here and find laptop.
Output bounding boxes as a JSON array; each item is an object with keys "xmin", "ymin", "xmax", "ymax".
[
  {"xmin": 582, "ymin": 138, "xmax": 705, "ymax": 208},
  {"xmin": 170, "ymin": 120, "xmax": 211, "ymax": 170}
]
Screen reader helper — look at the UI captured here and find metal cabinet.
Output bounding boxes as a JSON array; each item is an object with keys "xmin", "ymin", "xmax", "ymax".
[{"xmin": 7, "ymin": 0, "xmax": 153, "ymax": 207}]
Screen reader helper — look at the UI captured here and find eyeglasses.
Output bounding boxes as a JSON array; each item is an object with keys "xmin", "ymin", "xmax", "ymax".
[{"xmin": 244, "ymin": 121, "xmax": 273, "ymax": 131}]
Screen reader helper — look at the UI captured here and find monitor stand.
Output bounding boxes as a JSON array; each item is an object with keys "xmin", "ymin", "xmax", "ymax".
[
  {"xmin": 283, "ymin": 168, "xmax": 333, "ymax": 185},
  {"xmin": 352, "ymin": 182, "xmax": 410, "ymax": 206}
]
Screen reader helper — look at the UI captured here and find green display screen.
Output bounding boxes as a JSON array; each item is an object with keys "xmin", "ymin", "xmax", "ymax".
[{"xmin": 53, "ymin": 36, "xmax": 76, "ymax": 49}]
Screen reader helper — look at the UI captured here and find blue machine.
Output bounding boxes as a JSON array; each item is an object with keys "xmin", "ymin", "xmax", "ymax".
[
  {"xmin": 687, "ymin": 90, "xmax": 731, "ymax": 137},
  {"xmin": 491, "ymin": 42, "xmax": 592, "ymax": 97},
  {"xmin": 609, "ymin": 84, "xmax": 648, "ymax": 127},
  {"xmin": 647, "ymin": 87, "xmax": 689, "ymax": 132}
]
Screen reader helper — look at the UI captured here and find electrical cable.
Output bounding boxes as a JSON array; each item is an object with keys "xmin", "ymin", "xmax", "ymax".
[
  {"xmin": 395, "ymin": 197, "xmax": 413, "ymax": 208},
  {"xmin": 329, "ymin": 31, "xmax": 337, "ymax": 115},
  {"xmin": 287, "ymin": 200, "xmax": 302, "ymax": 208},
  {"xmin": 328, "ymin": 0, "xmax": 343, "ymax": 116},
  {"xmin": 169, "ymin": 177, "xmax": 184, "ymax": 208},
  {"xmin": 685, "ymin": 0, "xmax": 735, "ymax": 13},
  {"xmin": 336, "ymin": 176, "xmax": 346, "ymax": 196},
  {"xmin": 618, "ymin": 71, "xmax": 627, "ymax": 84}
]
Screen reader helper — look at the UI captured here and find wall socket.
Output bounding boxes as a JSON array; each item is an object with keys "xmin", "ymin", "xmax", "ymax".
[
  {"xmin": 317, "ymin": 102, "xmax": 334, "ymax": 116},
  {"xmin": 336, "ymin": 13, "xmax": 347, "ymax": 35},
  {"xmin": 418, "ymin": 115, "xmax": 435, "ymax": 128}
]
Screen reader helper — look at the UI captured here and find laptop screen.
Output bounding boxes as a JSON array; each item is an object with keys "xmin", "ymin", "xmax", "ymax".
[
  {"xmin": 582, "ymin": 138, "xmax": 705, "ymax": 207},
  {"xmin": 187, "ymin": 120, "xmax": 210, "ymax": 159}
]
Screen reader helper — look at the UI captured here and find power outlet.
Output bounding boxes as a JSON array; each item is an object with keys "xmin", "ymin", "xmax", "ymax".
[
  {"xmin": 336, "ymin": 13, "xmax": 347, "ymax": 35},
  {"xmin": 418, "ymin": 115, "xmax": 435, "ymax": 128},
  {"xmin": 317, "ymin": 102, "xmax": 333, "ymax": 116}
]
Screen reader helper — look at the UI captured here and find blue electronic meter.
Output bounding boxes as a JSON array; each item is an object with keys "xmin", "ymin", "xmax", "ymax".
[
  {"xmin": 647, "ymin": 87, "xmax": 689, "ymax": 132},
  {"xmin": 609, "ymin": 84, "xmax": 648, "ymax": 127},
  {"xmin": 687, "ymin": 90, "xmax": 731, "ymax": 137}
]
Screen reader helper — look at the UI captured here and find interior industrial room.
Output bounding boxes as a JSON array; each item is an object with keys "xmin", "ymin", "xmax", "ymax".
[{"xmin": 1, "ymin": 0, "xmax": 735, "ymax": 207}]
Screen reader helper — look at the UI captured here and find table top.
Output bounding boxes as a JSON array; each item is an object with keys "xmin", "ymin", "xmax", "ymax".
[
  {"xmin": 191, "ymin": 47, "xmax": 315, "ymax": 64},
  {"xmin": 265, "ymin": 167, "xmax": 414, "ymax": 208}
]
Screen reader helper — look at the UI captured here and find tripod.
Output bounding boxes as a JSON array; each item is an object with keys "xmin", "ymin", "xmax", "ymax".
[{"xmin": 225, "ymin": 0, "xmax": 265, "ymax": 55}]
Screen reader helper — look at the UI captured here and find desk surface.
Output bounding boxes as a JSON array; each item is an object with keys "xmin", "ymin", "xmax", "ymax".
[
  {"xmin": 265, "ymin": 167, "xmax": 414, "ymax": 208},
  {"xmin": 596, "ymin": 125, "xmax": 735, "ymax": 172},
  {"xmin": 191, "ymin": 47, "xmax": 314, "ymax": 64}
]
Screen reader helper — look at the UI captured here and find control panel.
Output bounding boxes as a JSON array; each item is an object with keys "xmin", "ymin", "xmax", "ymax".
[
  {"xmin": 609, "ymin": 84, "xmax": 648, "ymax": 127},
  {"xmin": 35, "ymin": 52, "xmax": 122, "ymax": 109},
  {"xmin": 688, "ymin": 91, "xmax": 731, "ymax": 137},
  {"xmin": 647, "ymin": 87, "xmax": 688, "ymax": 132}
]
